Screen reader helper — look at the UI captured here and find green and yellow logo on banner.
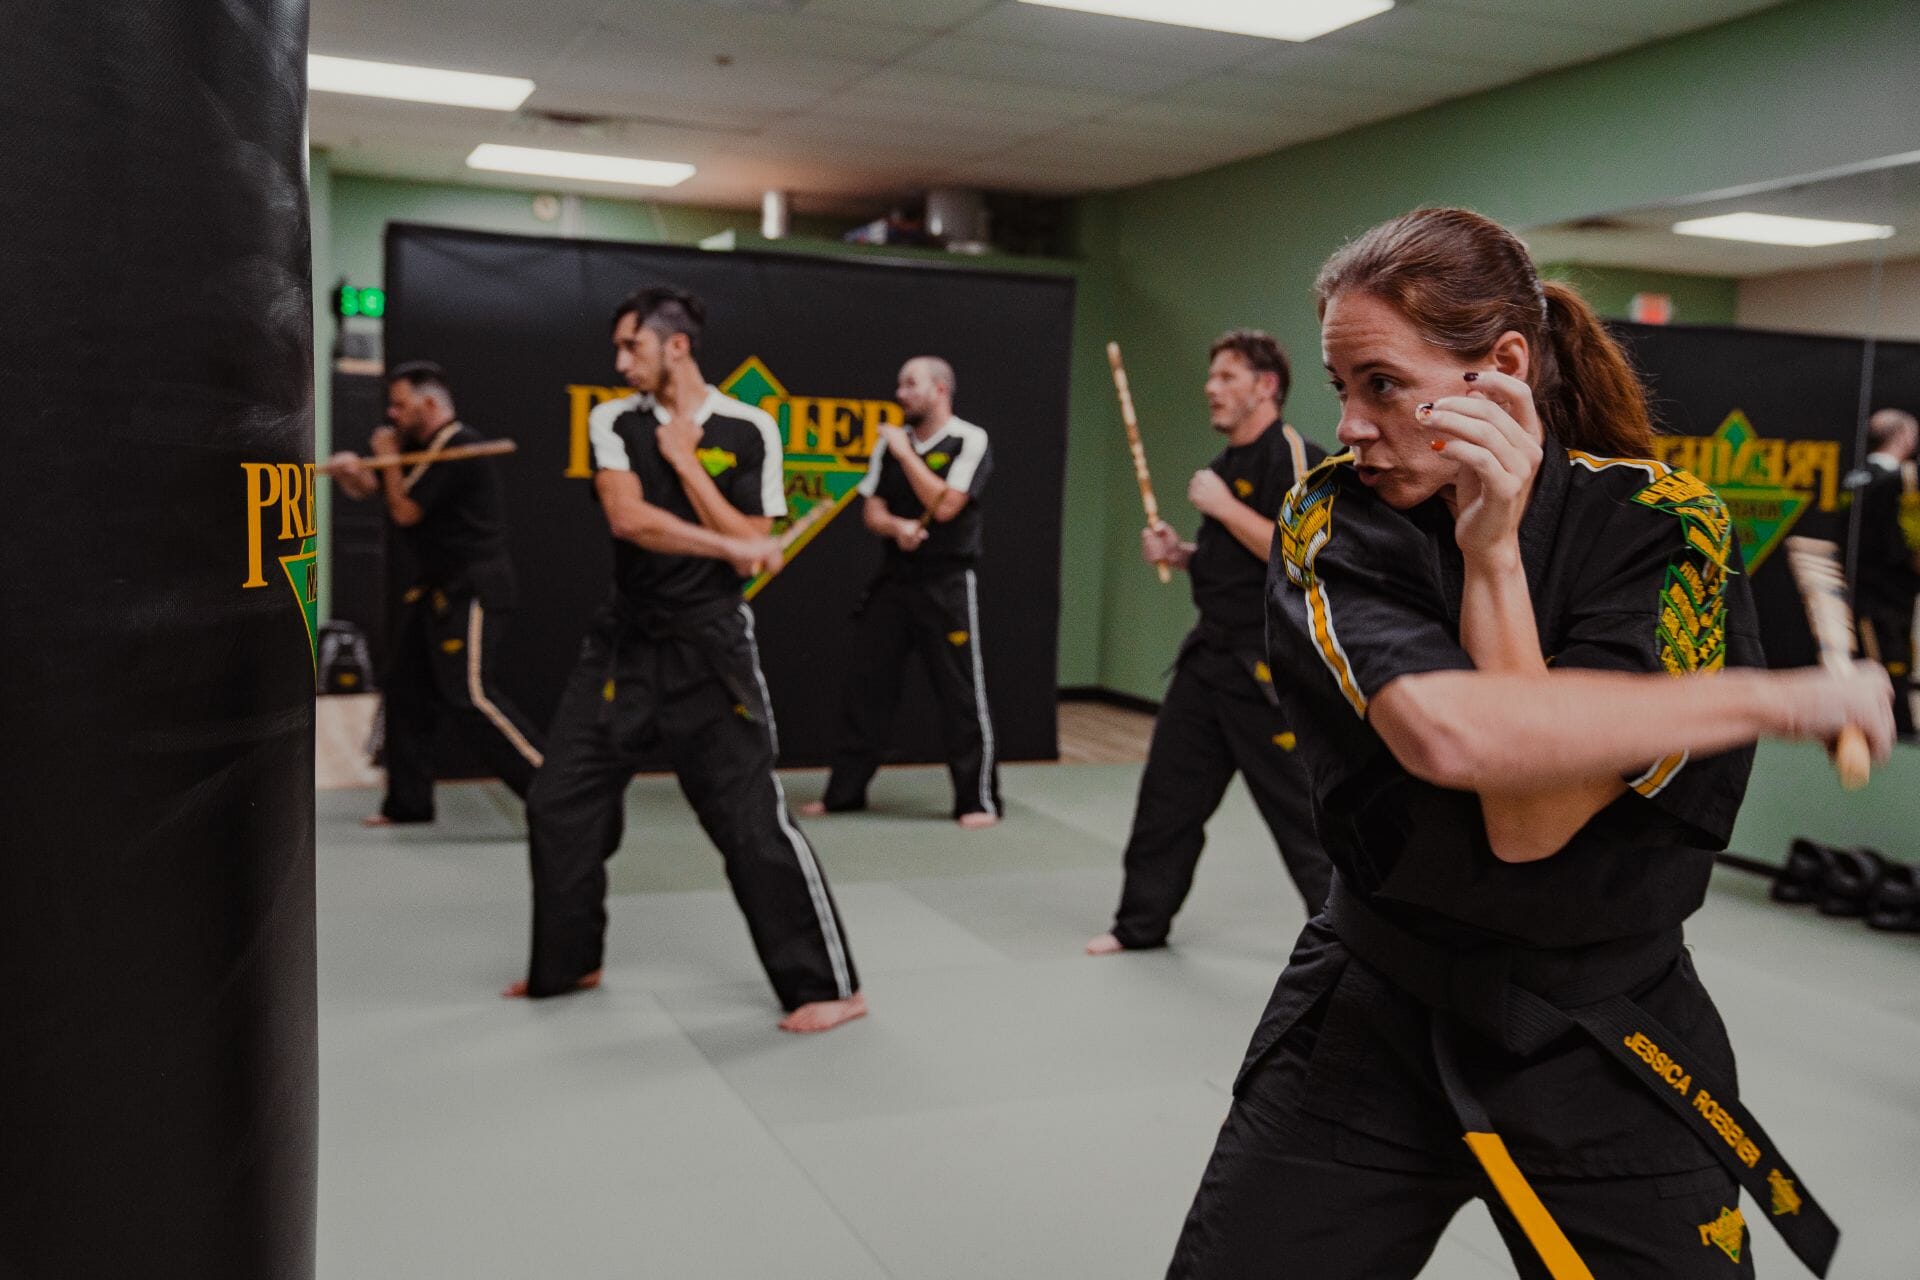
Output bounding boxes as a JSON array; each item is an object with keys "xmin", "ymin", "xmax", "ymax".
[
  {"xmin": 241, "ymin": 462, "xmax": 319, "ymax": 667},
  {"xmin": 563, "ymin": 358, "xmax": 902, "ymax": 596},
  {"xmin": 1647, "ymin": 410, "xmax": 1844, "ymax": 570}
]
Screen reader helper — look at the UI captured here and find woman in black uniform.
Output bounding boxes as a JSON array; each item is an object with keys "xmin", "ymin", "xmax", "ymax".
[{"xmin": 1167, "ymin": 208, "xmax": 1894, "ymax": 1280}]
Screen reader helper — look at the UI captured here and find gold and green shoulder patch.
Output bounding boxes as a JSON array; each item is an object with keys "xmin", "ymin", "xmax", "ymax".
[{"xmin": 1277, "ymin": 454, "xmax": 1349, "ymax": 589}]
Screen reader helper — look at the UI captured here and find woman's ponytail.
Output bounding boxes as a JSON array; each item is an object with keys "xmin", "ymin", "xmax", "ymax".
[{"xmin": 1539, "ymin": 280, "xmax": 1654, "ymax": 457}]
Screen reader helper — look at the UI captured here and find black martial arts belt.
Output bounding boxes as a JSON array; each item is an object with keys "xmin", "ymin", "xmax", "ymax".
[
  {"xmin": 601, "ymin": 595, "xmax": 763, "ymax": 719},
  {"xmin": 1180, "ymin": 621, "xmax": 1283, "ymax": 710},
  {"xmin": 1325, "ymin": 879, "xmax": 1840, "ymax": 1278}
]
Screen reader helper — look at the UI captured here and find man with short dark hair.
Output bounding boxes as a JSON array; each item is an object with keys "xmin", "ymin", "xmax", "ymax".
[
  {"xmin": 507, "ymin": 285, "xmax": 865, "ymax": 1034},
  {"xmin": 1088, "ymin": 330, "xmax": 1332, "ymax": 955},
  {"xmin": 801, "ymin": 356, "xmax": 1001, "ymax": 827},
  {"xmin": 329, "ymin": 362, "xmax": 545, "ymax": 825},
  {"xmin": 1857, "ymin": 407, "xmax": 1920, "ymax": 734}
]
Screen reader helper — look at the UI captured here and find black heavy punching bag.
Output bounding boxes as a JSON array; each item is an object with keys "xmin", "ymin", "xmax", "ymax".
[{"xmin": 0, "ymin": 3, "xmax": 317, "ymax": 1277}]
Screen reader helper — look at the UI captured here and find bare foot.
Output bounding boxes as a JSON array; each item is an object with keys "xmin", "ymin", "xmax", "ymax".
[
  {"xmin": 778, "ymin": 992, "xmax": 868, "ymax": 1033},
  {"xmin": 1085, "ymin": 932, "xmax": 1125, "ymax": 956},
  {"xmin": 798, "ymin": 800, "xmax": 828, "ymax": 817},
  {"xmin": 501, "ymin": 970, "xmax": 602, "ymax": 999},
  {"xmin": 958, "ymin": 812, "xmax": 999, "ymax": 830},
  {"xmin": 361, "ymin": 814, "xmax": 394, "ymax": 828}
]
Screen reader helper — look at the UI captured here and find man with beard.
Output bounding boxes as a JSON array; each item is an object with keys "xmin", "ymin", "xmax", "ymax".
[
  {"xmin": 801, "ymin": 356, "xmax": 1001, "ymax": 827},
  {"xmin": 329, "ymin": 361, "xmax": 546, "ymax": 826},
  {"xmin": 1087, "ymin": 330, "xmax": 1332, "ymax": 955},
  {"xmin": 507, "ymin": 285, "xmax": 864, "ymax": 1034}
]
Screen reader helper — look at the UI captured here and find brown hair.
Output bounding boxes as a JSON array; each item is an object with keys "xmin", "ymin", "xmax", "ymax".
[
  {"xmin": 1314, "ymin": 208, "xmax": 1653, "ymax": 457},
  {"xmin": 1209, "ymin": 328, "xmax": 1291, "ymax": 408}
]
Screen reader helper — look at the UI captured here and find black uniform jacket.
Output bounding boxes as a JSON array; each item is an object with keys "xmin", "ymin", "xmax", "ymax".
[
  {"xmin": 1250, "ymin": 440, "xmax": 1766, "ymax": 1175},
  {"xmin": 588, "ymin": 387, "xmax": 785, "ymax": 620},
  {"xmin": 1854, "ymin": 458, "xmax": 1920, "ymax": 619},
  {"xmin": 857, "ymin": 416, "xmax": 992, "ymax": 579},
  {"xmin": 1190, "ymin": 420, "xmax": 1323, "ymax": 645},
  {"xmin": 397, "ymin": 422, "xmax": 516, "ymax": 609}
]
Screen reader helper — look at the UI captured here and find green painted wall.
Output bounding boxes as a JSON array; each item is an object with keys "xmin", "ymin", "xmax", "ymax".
[
  {"xmin": 1731, "ymin": 742, "xmax": 1920, "ymax": 866},
  {"xmin": 1091, "ymin": 0, "xmax": 1920, "ymax": 701},
  {"xmin": 1538, "ymin": 263, "xmax": 1740, "ymax": 326}
]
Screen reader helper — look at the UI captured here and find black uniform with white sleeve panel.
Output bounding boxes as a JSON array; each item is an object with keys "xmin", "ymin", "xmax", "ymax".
[
  {"xmin": 378, "ymin": 421, "xmax": 547, "ymax": 823},
  {"xmin": 819, "ymin": 417, "xmax": 1001, "ymax": 819},
  {"xmin": 520, "ymin": 387, "xmax": 858, "ymax": 1011}
]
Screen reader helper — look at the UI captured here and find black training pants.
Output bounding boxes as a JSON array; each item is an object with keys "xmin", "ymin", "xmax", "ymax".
[
  {"xmin": 1110, "ymin": 643, "xmax": 1330, "ymax": 948},
  {"xmin": 1169, "ymin": 1078, "xmax": 1753, "ymax": 1280},
  {"xmin": 1858, "ymin": 606, "xmax": 1917, "ymax": 735},
  {"xmin": 821, "ymin": 569, "xmax": 1001, "ymax": 819},
  {"xmin": 381, "ymin": 589, "xmax": 546, "ymax": 823},
  {"xmin": 523, "ymin": 603, "xmax": 857, "ymax": 1010}
]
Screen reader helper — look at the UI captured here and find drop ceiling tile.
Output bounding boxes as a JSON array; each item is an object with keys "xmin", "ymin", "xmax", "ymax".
[
  {"xmin": 309, "ymin": 0, "xmax": 600, "ymax": 72},
  {"xmin": 1314, "ymin": 4, "xmax": 1633, "ymax": 72},
  {"xmin": 901, "ymin": 34, "xmax": 1209, "ymax": 95},
  {"xmin": 1419, "ymin": 0, "xmax": 1785, "ymax": 39},
  {"xmin": 953, "ymin": 1, "xmax": 1273, "ymax": 67},
  {"xmin": 851, "ymin": 64, "xmax": 1130, "ymax": 117},
  {"xmin": 798, "ymin": 0, "xmax": 1003, "ymax": 29},
  {"xmin": 1239, "ymin": 37, "xmax": 1501, "ymax": 103},
  {"xmin": 590, "ymin": 1, "xmax": 932, "ymax": 62},
  {"xmin": 1170, "ymin": 68, "xmax": 1428, "ymax": 117}
]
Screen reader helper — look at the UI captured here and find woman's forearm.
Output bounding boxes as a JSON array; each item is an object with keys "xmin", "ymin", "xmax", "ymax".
[
  {"xmin": 1374, "ymin": 667, "xmax": 1788, "ymax": 793},
  {"xmin": 1458, "ymin": 547, "xmax": 1546, "ymax": 676}
]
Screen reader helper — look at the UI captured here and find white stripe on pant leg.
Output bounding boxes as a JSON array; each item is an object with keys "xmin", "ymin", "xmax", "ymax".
[
  {"xmin": 963, "ymin": 570, "xmax": 998, "ymax": 817},
  {"xmin": 466, "ymin": 601, "xmax": 545, "ymax": 767},
  {"xmin": 739, "ymin": 605, "xmax": 852, "ymax": 998}
]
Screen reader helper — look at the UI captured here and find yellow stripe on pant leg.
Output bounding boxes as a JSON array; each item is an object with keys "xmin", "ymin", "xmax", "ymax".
[{"xmin": 1462, "ymin": 1132, "xmax": 1594, "ymax": 1280}]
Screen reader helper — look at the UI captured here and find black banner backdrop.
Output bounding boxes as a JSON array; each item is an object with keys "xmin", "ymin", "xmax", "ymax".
[
  {"xmin": 380, "ymin": 225, "xmax": 1074, "ymax": 772},
  {"xmin": 1610, "ymin": 322, "xmax": 1920, "ymax": 669}
]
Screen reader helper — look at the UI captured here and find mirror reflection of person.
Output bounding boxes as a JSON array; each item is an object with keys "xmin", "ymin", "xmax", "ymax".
[
  {"xmin": 329, "ymin": 362, "xmax": 545, "ymax": 826},
  {"xmin": 1168, "ymin": 207, "xmax": 1891, "ymax": 1279},
  {"xmin": 1855, "ymin": 407, "xmax": 1919, "ymax": 735}
]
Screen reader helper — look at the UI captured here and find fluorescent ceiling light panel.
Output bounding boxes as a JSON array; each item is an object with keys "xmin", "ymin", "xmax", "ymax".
[
  {"xmin": 1016, "ymin": 0, "xmax": 1392, "ymax": 41},
  {"xmin": 309, "ymin": 54, "xmax": 533, "ymax": 110},
  {"xmin": 466, "ymin": 144, "xmax": 695, "ymax": 188},
  {"xmin": 1671, "ymin": 212, "xmax": 1896, "ymax": 247}
]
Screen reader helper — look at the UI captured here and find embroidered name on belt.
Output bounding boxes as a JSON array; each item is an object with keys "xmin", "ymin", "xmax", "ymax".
[{"xmin": 1622, "ymin": 1032, "xmax": 1763, "ymax": 1168}]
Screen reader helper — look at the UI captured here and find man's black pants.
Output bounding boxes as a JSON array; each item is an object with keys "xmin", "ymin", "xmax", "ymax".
[
  {"xmin": 381, "ymin": 588, "xmax": 545, "ymax": 823},
  {"xmin": 1858, "ymin": 605, "xmax": 1917, "ymax": 735},
  {"xmin": 523, "ymin": 601, "xmax": 857, "ymax": 1010},
  {"xmin": 821, "ymin": 569, "xmax": 1001, "ymax": 820},
  {"xmin": 1109, "ymin": 642, "xmax": 1331, "ymax": 948}
]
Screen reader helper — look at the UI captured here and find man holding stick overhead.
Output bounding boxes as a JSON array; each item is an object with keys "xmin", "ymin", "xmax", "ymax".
[
  {"xmin": 508, "ymin": 285, "xmax": 864, "ymax": 1034},
  {"xmin": 329, "ymin": 361, "xmax": 546, "ymax": 826},
  {"xmin": 1089, "ymin": 331, "xmax": 1332, "ymax": 955},
  {"xmin": 801, "ymin": 357, "xmax": 1001, "ymax": 828}
]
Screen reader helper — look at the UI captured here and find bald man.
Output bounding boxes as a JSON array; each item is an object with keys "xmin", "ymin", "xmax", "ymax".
[
  {"xmin": 1857, "ymin": 407, "xmax": 1920, "ymax": 734},
  {"xmin": 802, "ymin": 357, "xmax": 1001, "ymax": 827}
]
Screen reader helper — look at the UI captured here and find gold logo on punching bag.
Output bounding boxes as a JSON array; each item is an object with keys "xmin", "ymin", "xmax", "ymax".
[{"xmin": 241, "ymin": 462, "xmax": 319, "ymax": 666}]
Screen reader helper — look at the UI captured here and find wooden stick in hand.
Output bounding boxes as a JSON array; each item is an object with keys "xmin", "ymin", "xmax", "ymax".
[
  {"xmin": 1107, "ymin": 341, "xmax": 1171, "ymax": 584},
  {"xmin": 1784, "ymin": 535, "xmax": 1872, "ymax": 789},
  {"xmin": 750, "ymin": 495, "xmax": 842, "ymax": 581},
  {"xmin": 317, "ymin": 439, "xmax": 518, "ymax": 474}
]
